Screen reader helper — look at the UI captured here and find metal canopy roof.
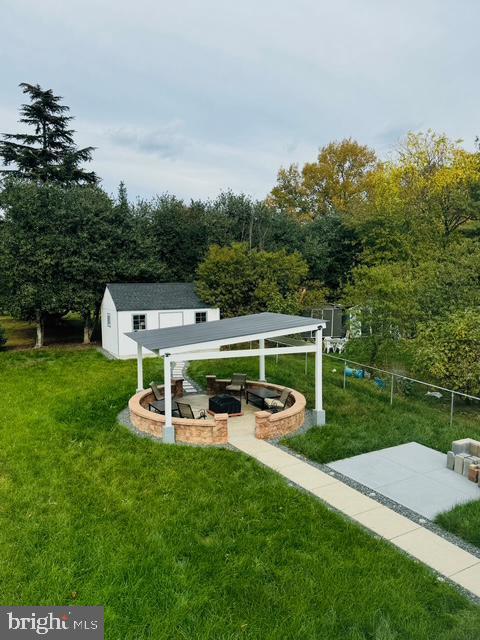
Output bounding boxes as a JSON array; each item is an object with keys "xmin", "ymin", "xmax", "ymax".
[{"xmin": 125, "ymin": 311, "xmax": 325, "ymax": 355}]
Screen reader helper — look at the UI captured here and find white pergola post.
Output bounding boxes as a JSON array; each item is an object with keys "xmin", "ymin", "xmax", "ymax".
[
  {"xmin": 136, "ymin": 343, "xmax": 144, "ymax": 392},
  {"xmin": 163, "ymin": 354, "xmax": 175, "ymax": 444},
  {"xmin": 314, "ymin": 327, "xmax": 326, "ymax": 425},
  {"xmin": 259, "ymin": 338, "xmax": 266, "ymax": 381}
]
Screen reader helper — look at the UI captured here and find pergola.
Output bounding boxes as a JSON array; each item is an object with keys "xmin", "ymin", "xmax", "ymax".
[{"xmin": 126, "ymin": 311, "xmax": 326, "ymax": 443}]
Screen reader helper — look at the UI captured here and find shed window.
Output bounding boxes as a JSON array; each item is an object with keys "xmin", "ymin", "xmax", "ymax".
[
  {"xmin": 195, "ymin": 312, "xmax": 207, "ymax": 324},
  {"xmin": 132, "ymin": 314, "xmax": 147, "ymax": 331},
  {"xmin": 106, "ymin": 313, "xmax": 111, "ymax": 328}
]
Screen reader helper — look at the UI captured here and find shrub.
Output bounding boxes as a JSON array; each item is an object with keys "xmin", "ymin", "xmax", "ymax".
[{"xmin": 415, "ymin": 309, "xmax": 480, "ymax": 395}]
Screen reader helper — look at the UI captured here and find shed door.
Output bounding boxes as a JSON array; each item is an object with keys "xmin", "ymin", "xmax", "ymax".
[{"xmin": 159, "ymin": 311, "xmax": 184, "ymax": 328}]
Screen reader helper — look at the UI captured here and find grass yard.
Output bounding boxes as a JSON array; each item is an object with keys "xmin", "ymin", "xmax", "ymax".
[
  {"xmin": 189, "ymin": 354, "xmax": 480, "ymax": 464},
  {"xmin": 0, "ymin": 314, "xmax": 84, "ymax": 349},
  {"xmin": 1, "ymin": 350, "xmax": 480, "ymax": 638},
  {"xmin": 0, "ymin": 315, "xmax": 37, "ymax": 348},
  {"xmin": 436, "ymin": 502, "xmax": 480, "ymax": 550}
]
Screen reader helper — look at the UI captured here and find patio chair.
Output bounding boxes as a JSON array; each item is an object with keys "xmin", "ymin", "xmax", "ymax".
[
  {"xmin": 323, "ymin": 337, "xmax": 334, "ymax": 353},
  {"xmin": 264, "ymin": 387, "xmax": 291, "ymax": 413},
  {"xmin": 226, "ymin": 373, "xmax": 247, "ymax": 400},
  {"xmin": 150, "ymin": 381, "xmax": 163, "ymax": 401},
  {"xmin": 149, "ymin": 400, "xmax": 180, "ymax": 416},
  {"xmin": 149, "ymin": 381, "xmax": 180, "ymax": 416},
  {"xmin": 176, "ymin": 402, "xmax": 207, "ymax": 420}
]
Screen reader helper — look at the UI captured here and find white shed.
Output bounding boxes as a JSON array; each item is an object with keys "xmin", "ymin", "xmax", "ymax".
[{"xmin": 100, "ymin": 282, "xmax": 220, "ymax": 359}]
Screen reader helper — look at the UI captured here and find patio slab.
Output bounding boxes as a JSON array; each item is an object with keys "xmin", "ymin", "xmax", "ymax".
[
  {"xmin": 309, "ymin": 482, "xmax": 379, "ymax": 516},
  {"xmin": 391, "ymin": 527, "xmax": 480, "ymax": 577},
  {"xmin": 328, "ymin": 442, "xmax": 480, "ymax": 519},
  {"xmin": 328, "ymin": 452, "xmax": 416, "ymax": 488},
  {"xmin": 279, "ymin": 461, "xmax": 339, "ymax": 490},
  {"xmin": 353, "ymin": 505, "xmax": 421, "ymax": 540},
  {"xmin": 450, "ymin": 563, "xmax": 480, "ymax": 594}
]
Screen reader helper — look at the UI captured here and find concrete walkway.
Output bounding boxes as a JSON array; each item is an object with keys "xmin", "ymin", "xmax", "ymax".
[{"xmin": 228, "ymin": 431, "xmax": 480, "ymax": 599}]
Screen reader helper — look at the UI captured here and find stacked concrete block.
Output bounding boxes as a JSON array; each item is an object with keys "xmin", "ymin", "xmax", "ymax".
[
  {"xmin": 452, "ymin": 438, "xmax": 475, "ymax": 454},
  {"xmin": 447, "ymin": 451, "xmax": 455, "ymax": 470},
  {"xmin": 463, "ymin": 458, "xmax": 474, "ymax": 477},
  {"xmin": 468, "ymin": 465, "xmax": 480, "ymax": 483},
  {"xmin": 454, "ymin": 453, "xmax": 469, "ymax": 474},
  {"xmin": 449, "ymin": 439, "xmax": 480, "ymax": 483}
]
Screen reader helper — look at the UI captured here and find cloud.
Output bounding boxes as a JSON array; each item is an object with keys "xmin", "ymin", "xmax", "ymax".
[
  {"xmin": 374, "ymin": 122, "xmax": 425, "ymax": 154},
  {"xmin": 1, "ymin": 0, "xmax": 479, "ymax": 200},
  {"xmin": 107, "ymin": 121, "xmax": 188, "ymax": 159}
]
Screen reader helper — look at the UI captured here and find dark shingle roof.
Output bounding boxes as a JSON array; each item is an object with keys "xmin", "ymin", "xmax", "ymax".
[
  {"xmin": 125, "ymin": 311, "xmax": 324, "ymax": 354},
  {"xmin": 107, "ymin": 282, "xmax": 212, "ymax": 311}
]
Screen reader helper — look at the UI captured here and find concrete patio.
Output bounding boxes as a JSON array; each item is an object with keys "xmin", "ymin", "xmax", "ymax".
[
  {"xmin": 185, "ymin": 393, "xmax": 257, "ymax": 438},
  {"xmin": 328, "ymin": 442, "xmax": 480, "ymax": 519}
]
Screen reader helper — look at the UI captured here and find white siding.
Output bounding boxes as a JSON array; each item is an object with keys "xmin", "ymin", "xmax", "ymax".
[
  {"xmin": 117, "ymin": 307, "xmax": 220, "ymax": 358},
  {"xmin": 159, "ymin": 311, "xmax": 184, "ymax": 328},
  {"xmin": 100, "ymin": 288, "xmax": 119, "ymax": 357}
]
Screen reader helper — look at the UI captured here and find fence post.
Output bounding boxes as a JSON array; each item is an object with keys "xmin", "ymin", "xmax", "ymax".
[
  {"xmin": 450, "ymin": 392, "xmax": 454, "ymax": 428},
  {"xmin": 343, "ymin": 360, "xmax": 347, "ymax": 390},
  {"xmin": 390, "ymin": 374, "xmax": 394, "ymax": 405}
]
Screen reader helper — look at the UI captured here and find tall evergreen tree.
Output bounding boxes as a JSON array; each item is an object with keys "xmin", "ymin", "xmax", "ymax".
[{"xmin": 0, "ymin": 83, "xmax": 98, "ymax": 185}]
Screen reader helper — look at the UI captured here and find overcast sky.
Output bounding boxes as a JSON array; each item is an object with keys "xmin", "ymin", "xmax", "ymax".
[{"xmin": 1, "ymin": 0, "xmax": 478, "ymax": 201}]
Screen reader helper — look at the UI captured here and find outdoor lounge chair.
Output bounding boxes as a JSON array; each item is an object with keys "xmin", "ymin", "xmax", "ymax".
[
  {"xmin": 176, "ymin": 402, "xmax": 207, "ymax": 420},
  {"xmin": 264, "ymin": 387, "xmax": 291, "ymax": 413},
  {"xmin": 226, "ymin": 373, "xmax": 247, "ymax": 400},
  {"xmin": 150, "ymin": 381, "xmax": 163, "ymax": 401},
  {"xmin": 149, "ymin": 381, "xmax": 180, "ymax": 416}
]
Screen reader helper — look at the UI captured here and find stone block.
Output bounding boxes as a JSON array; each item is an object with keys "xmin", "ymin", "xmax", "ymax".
[
  {"xmin": 471, "ymin": 442, "xmax": 480, "ymax": 457},
  {"xmin": 454, "ymin": 454, "xmax": 467, "ymax": 474},
  {"xmin": 446, "ymin": 451, "xmax": 455, "ymax": 470},
  {"xmin": 463, "ymin": 458, "xmax": 474, "ymax": 477},
  {"xmin": 468, "ymin": 465, "xmax": 479, "ymax": 483},
  {"xmin": 452, "ymin": 439, "xmax": 474, "ymax": 455}
]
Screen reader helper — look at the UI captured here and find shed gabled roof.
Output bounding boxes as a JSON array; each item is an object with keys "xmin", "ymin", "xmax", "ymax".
[
  {"xmin": 125, "ymin": 311, "xmax": 325, "ymax": 355},
  {"xmin": 107, "ymin": 282, "xmax": 212, "ymax": 311}
]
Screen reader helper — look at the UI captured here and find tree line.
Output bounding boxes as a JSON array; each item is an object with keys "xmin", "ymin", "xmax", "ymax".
[{"xmin": 1, "ymin": 83, "xmax": 479, "ymax": 395}]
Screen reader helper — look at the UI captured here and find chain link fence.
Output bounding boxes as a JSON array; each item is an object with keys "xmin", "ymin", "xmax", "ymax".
[
  {"xmin": 268, "ymin": 337, "xmax": 480, "ymax": 428},
  {"xmin": 326, "ymin": 353, "xmax": 480, "ymax": 428}
]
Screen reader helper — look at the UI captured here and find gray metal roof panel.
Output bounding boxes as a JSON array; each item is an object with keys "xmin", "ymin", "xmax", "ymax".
[
  {"xmin": 107, "ymin": 282, "xmax": 211, "ymax": 311},
  {"xmin": 125, "ymin": 312, "xmax": 325, "ymax": 353}
]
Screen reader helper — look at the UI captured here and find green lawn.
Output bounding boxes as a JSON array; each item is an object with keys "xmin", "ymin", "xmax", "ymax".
[
  {"xmin": 189, "ymin": 354, "xmax": 480, "ymax": 464},
  {"xmin": 1, "ymin": 349, "xmax": 480, "ymax": 638},
  {"xmin": 435, "ymin": 502, "xmax": 480, "ymax": 550}
]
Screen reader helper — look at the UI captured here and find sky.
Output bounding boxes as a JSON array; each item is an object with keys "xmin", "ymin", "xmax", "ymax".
[{"xmin": 1, "ymin": 0, "xmax": 479, "ymax": 202}]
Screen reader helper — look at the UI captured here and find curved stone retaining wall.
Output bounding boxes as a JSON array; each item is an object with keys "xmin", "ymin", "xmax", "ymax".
[
  {"xmin": 206, "ymin": 376, "xmax": 306, "ymax": 441},
  {"xmin": 129, "ymin": 387, "xmax": 228, "ymax": 445},
  {"xmin": 129, "ymin": 379, "xmax": 306, "ymax": 445},
  {"xmin": 253, "ymin": 383, "xmax": 306, "ymax": 440}
]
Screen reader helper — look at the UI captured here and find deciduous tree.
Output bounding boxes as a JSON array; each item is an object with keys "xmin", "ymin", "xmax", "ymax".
[
  {"xmin": 415, "ymin": 310, "xmax": 480, "ymax": 395},
  {"xmin": 269, "ymin": 139, "xmax": 378, "ymax": 220},
  {"xmin": 0, "ymin": 180, "xmax": 120, "ymax": 346},
  {"xmin": 196, "ymin": 243, "xmax": 311, "ymax": 317}
]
